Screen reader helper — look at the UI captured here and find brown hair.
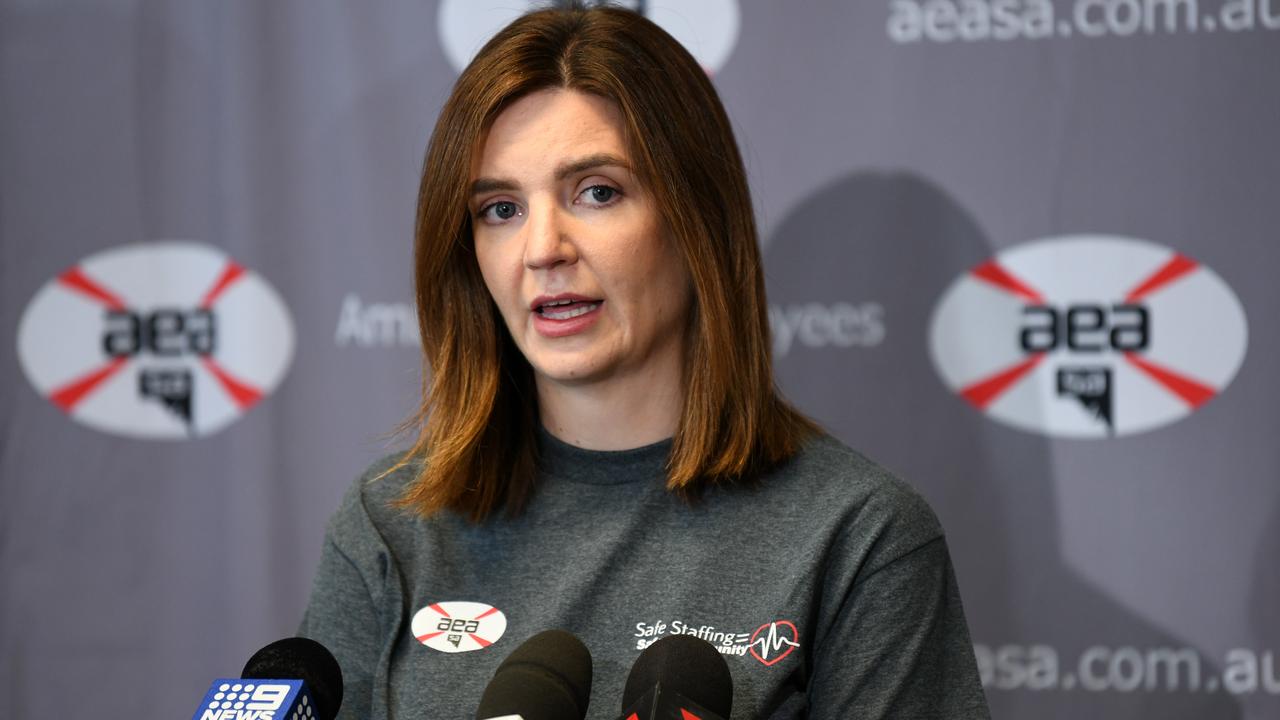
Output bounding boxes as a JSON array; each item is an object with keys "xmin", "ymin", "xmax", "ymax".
[{"xmin": 395, "ymin": 5, "xmax": 818, "ymax": 521}]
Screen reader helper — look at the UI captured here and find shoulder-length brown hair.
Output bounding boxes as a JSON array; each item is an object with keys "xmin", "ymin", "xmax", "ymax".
[{"xmin": 395, "ymin": 5, "xmax": 817, "ymax": 521}]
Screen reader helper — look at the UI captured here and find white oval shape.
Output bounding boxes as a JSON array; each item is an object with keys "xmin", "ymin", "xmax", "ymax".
[
  {"xmin": 928, "ymin": 235, "xmax": 1248, "ymax": 438},
  {"xmin": 437, "ymin": 0, "xmax": 740, "ymax": 74},
  {"xmin": 15, "ymin": 241, "xmax": 295, "ymax": 440},
  {"xmin": 411, "ymin": 601, "xmax": 508, "ymax": 653}
]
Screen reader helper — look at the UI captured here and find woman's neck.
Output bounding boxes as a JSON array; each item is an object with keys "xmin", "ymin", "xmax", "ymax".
[{"xmin": 535, "ymin": 364, "xmax": 684, "ymax": 450}]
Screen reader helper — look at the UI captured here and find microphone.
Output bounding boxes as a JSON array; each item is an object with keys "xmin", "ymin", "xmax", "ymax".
[
  {"xmin": 476, "ymin": 629, "xmax": 594, "ymax": 720},
  {"xmin": 191, "ymin": 637, "xmax": 344, "ymax": 720},
  {"xmin": 619, "ymin": 635, "xmax": 733, "ymax": 720}
]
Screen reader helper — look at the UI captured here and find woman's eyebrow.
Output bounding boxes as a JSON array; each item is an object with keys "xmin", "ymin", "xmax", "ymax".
[
  {"xmin": 470, "ymin": 177, "xmax": 518, "ymax": 196},
  {"xmin": 469, "ymin": 153, "xmax": 631, "ymax": 198},
  {"xmin": 553, "ymin": 153, "xmax": 630, "ymax": 180}
]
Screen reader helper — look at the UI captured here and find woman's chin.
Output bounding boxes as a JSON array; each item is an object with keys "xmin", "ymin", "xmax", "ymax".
[{"xmin": 531, "ymin": 362, "xmax": 608, "ymax": 388}]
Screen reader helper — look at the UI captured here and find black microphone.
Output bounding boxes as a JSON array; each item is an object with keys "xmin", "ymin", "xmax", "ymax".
[
  {"xmin": 619, "ymin": 635, "xmax": 733, "ymax": 720},
  {"xmin": 190, "ymin": 637, "xmax": 344, "ymax": 720},
  {"xmin": 476, "ymin": 629, "xmax": 594, "ymax": 720}
]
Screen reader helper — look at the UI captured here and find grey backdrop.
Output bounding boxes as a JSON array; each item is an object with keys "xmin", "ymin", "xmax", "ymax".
[{"xmin": 2, "ymin": 1, "xmax": 1276, "ymax": 718}]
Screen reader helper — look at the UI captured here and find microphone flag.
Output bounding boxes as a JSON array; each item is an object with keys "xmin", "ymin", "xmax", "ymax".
[{"xmin": 191, "ymin": 679, "xmax": 316, "ymax": 720}]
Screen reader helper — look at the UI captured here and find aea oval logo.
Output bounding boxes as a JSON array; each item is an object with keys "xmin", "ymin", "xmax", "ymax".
[
  {"xmin": 929, "ymin": 236, "xmax": 1247, "ymax": 438},
  {"xmin": 411, "ymin": 601, "xmax": 508, "ymax": 654},
  {"xmin": 16, "ymin": 241, "xmax": 295, "ymax": 440},
  {"xmin": 437, "ymin": 0, "xmax": 740, "ymax": 74}
]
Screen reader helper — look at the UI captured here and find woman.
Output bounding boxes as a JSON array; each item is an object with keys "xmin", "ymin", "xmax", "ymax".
[{"xmin": 301, "ymin": 6, "xmax": 989, "ymax": 719}]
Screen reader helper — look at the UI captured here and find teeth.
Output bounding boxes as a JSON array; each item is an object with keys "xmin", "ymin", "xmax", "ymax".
[{"xmin": 542, "ymin": 302, "xmax": 599, "ymax": 320}]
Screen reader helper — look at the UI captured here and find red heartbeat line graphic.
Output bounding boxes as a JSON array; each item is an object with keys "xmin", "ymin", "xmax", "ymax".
[{"xmin": 749, "ymin": 621, "xmax": 799, "ymax": 666}]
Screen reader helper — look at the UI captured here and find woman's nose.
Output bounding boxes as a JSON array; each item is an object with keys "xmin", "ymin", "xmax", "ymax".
[{"xmin": 522, "ymin": 200, "xmax": 578, "ymax": 270}]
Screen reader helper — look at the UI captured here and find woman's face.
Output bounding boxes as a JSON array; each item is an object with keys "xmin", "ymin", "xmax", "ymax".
[{"xmin": 470, "ymin": 88, "xmax": 693, "ymax": 394}]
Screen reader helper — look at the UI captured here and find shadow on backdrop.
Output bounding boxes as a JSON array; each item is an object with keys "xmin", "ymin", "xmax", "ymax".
[
  {"xmin": 764, "ymin": 170, "xmax": 1240, "ymax": 719},
  {"xmin": 1245, "ymin": 496, "xmax": 1280, "ymax": 717}
]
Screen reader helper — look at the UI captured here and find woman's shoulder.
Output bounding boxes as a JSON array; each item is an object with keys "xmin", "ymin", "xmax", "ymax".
[
  {"xmin": 776, "ymin": 431, "xmax": 927, "ymax": 497},
  {"xmin": 358, "ymin": 451, "xmax": 419, "ymax": 500},
  {"xmin": 758, "ymin": 432, "xmax": 945, "ymax": 555},
  {"xmin": 325, "ymin": 451, "xmax": 425, "ymax": 546}
]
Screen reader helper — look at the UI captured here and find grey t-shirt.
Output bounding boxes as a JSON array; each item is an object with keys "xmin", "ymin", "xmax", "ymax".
[{"xmin": 299, "ymin": 431, "xmax": 990, "ymax": 719}]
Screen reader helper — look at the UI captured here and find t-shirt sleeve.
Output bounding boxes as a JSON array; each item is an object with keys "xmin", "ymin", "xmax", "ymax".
[
  {"xmin": 298, "ymin": 474, "xmax": 398, "ymax": 720},
  {"xmin": 805, "ymin": 476, "xmax": 990, "ymax": 719},
  {"xmin": 298, "ymin": 537, "xmax": 378, "ymax": 720}
]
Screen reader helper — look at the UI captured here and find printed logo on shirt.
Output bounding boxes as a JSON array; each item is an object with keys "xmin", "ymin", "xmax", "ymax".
[
  {"xmin": 16, "ymin": 241, "xmax": 295, "ymax": 440},
  {"xmin": 749, "ymin": 621, "xmax": 800, "ymax": 666},
  {"xmin": 436, "ymin": 0, "xmax": 741, "ymax": 74},
  {"xmin": 634, "ymin": 617, "xmax": 801, "ymax": 667},
  {"xmin": 412, "ymin": 601, "xmax": 508, "ymax": 653},
  {"xmin": 928, "ymin": 235, "xmax": 1248, "ymax": 437}
]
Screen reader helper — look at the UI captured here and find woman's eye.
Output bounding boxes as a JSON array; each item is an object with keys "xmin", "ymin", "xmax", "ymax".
[
  {"xmin": 581, "ymin": 185, "xmax": 619, "ymax": 205},
  {"xmin": 480, "ymin": 201, "xmax": 521, "ymax": 222}
]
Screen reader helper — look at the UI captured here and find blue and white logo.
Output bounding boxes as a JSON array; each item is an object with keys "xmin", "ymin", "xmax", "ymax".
[{"xmin": 193, "ymin": 680, "xmax": 310, "ymax": 720}]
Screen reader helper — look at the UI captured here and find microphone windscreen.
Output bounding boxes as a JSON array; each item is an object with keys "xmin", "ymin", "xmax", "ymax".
[
  {"xmin": 241, "ymin": 637, "xmax": 344, "ymax": 720},
  {"xmin": 475, "ymin": 629, "xmax": 593, "ymax": 720},
  {"xmin": 622, "ymin": 635, "xmax": 733, "ymax": 718}
]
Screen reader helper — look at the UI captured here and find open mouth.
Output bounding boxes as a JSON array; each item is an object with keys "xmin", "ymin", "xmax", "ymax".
[{"xmin": 536, "ymin": 298, "xmax": 602, "ymax": 320}]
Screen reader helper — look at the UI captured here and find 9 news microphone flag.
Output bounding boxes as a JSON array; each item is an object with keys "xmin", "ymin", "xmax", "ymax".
[
  {"xmin": 192, "ymin": 680, "xmax": 316, "ymax": 720},
  {"xmin": 191, "ymin": 638, "xmax": 343, "ymax": 720}
]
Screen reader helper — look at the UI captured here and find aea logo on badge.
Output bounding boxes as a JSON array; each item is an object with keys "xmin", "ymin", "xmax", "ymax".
[
  {"xmin": 16, "ymin": 241, "xmax": 295, "ymax": 440},
  {"xmin": 929, "ymin": 236, "xmax": 1247, "ymax": 438},
  {"xmin": 412, "ymin": 601, "xmax": 508, "ymax": 654},
  {"xmin": 437, "ymin": 0, "xmax": 740, "ymax": 74}
]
